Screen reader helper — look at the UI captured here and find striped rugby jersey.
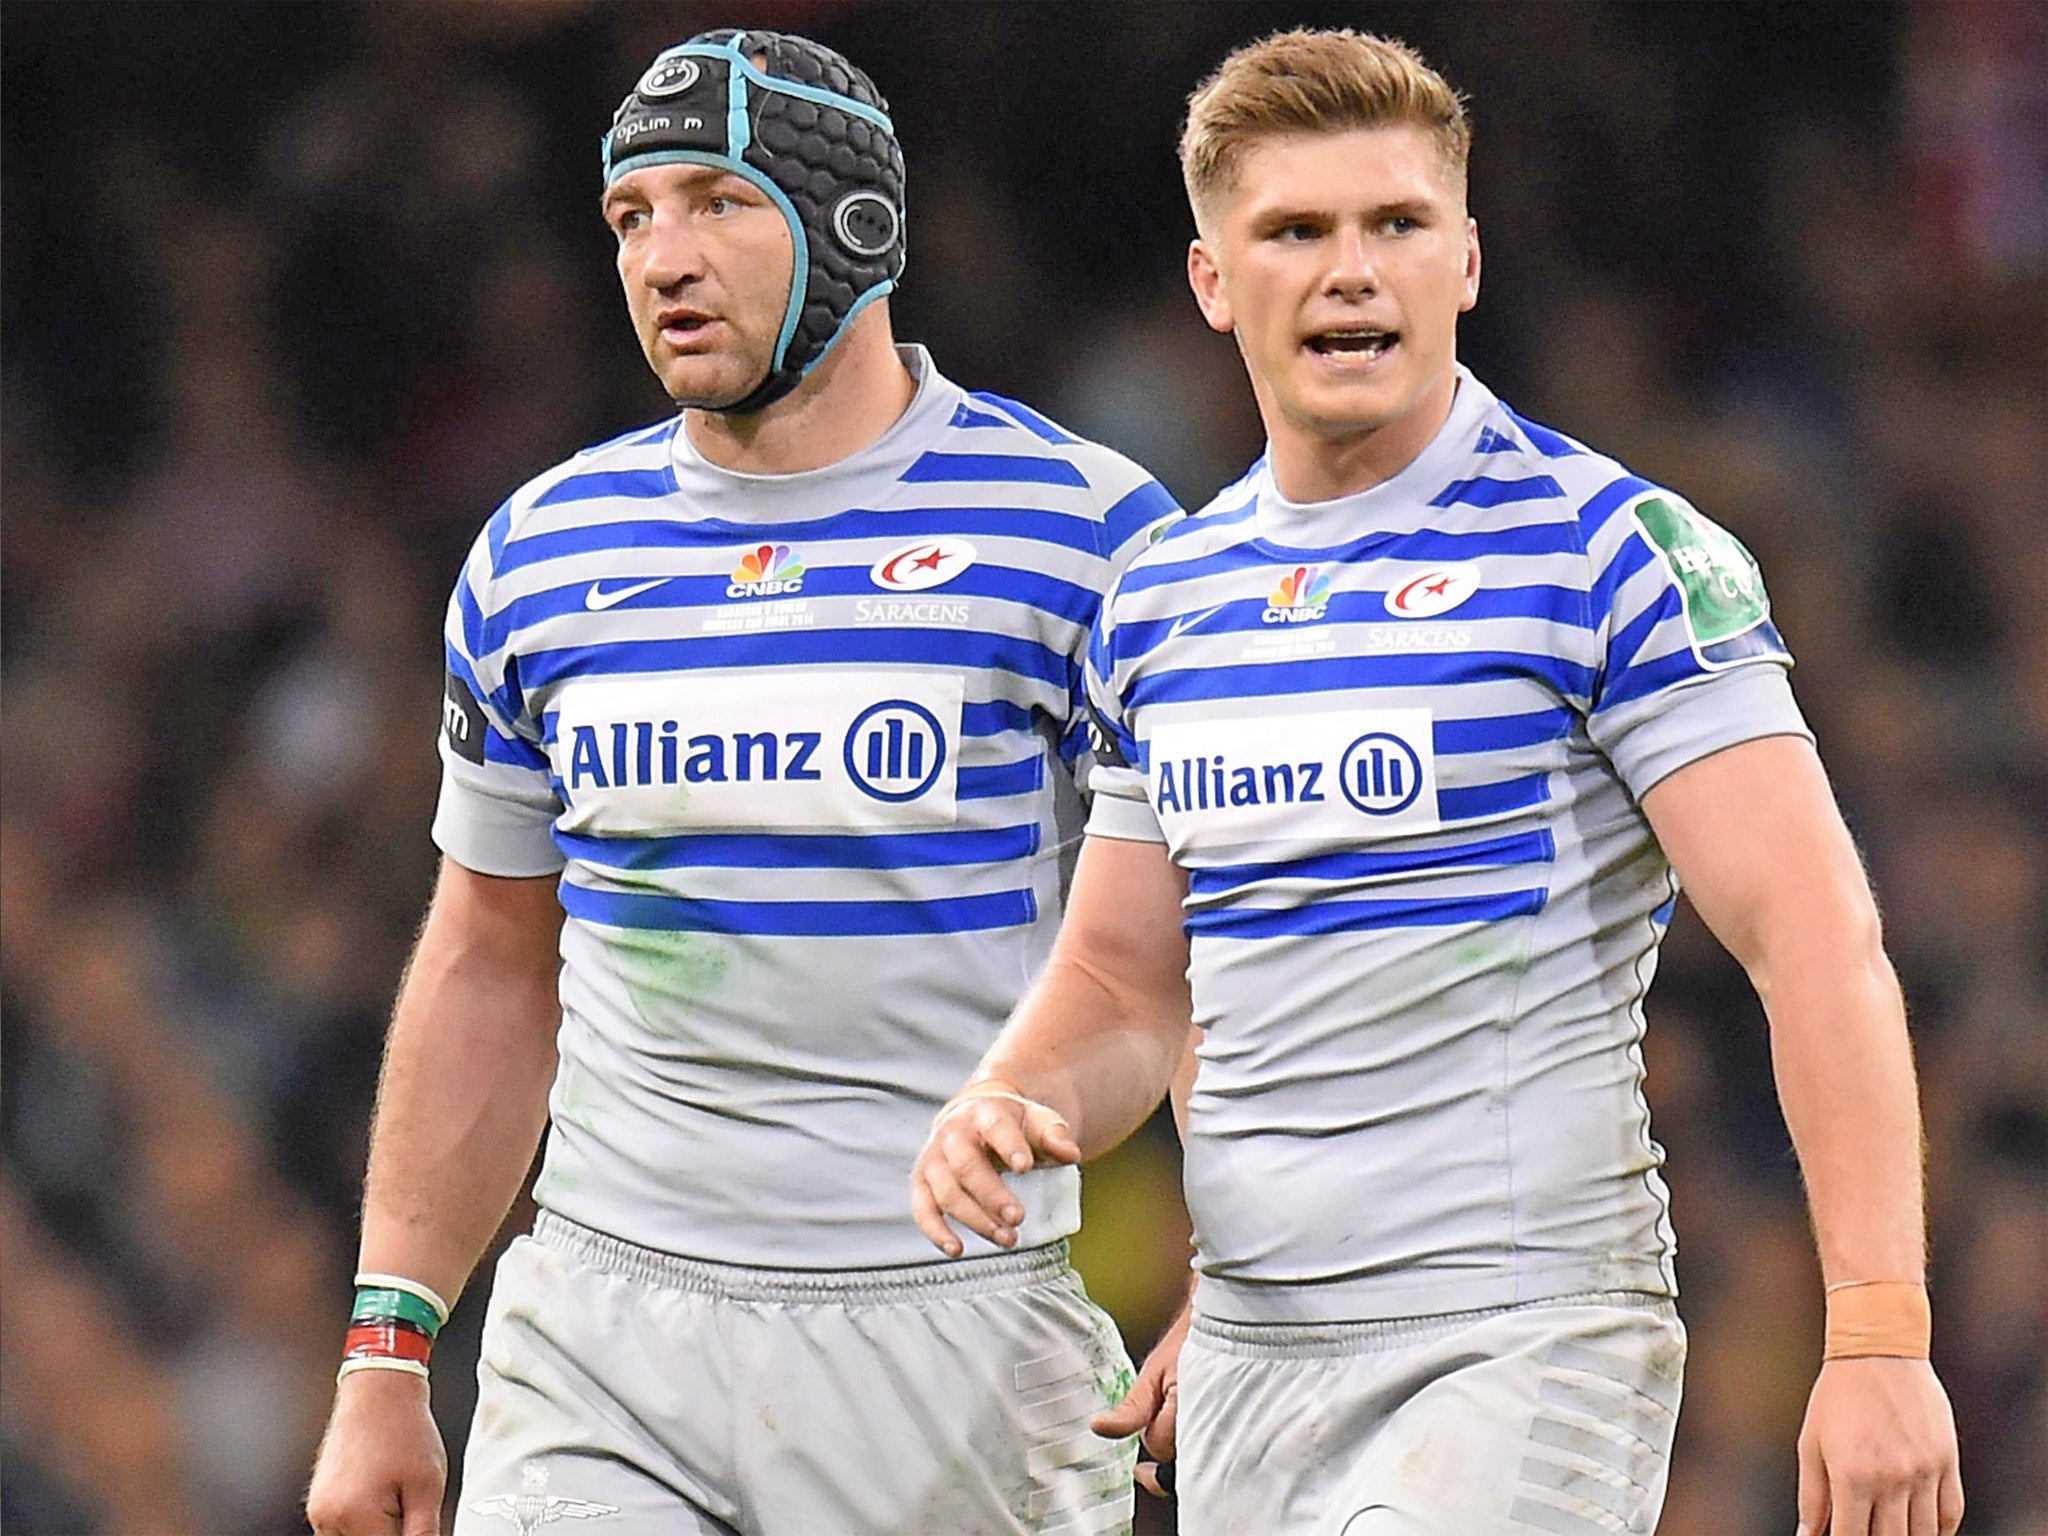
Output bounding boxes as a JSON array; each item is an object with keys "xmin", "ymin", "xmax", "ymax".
[
  {"xmin": 434, "ymin": 347, "xmax": 1177, "ymax": 1267},
  {"xmin": 1085, "ymin": 368, "xmax": 1810, "ymax": 1322}
]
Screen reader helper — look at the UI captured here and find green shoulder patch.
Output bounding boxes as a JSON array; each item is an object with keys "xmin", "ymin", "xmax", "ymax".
[{"xmin": 1631, "ymin": 495, "xmax": 1770, "ymax": 649}]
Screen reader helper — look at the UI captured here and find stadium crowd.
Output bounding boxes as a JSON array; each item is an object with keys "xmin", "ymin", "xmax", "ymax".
[{"xmin": 3, "ymin": 2, "xmax": 2042, "ymax": 1532}]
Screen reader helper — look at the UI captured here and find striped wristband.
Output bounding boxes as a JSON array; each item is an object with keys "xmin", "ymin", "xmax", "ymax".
[{"xmin": 339, "ymin": 1273, "xmax": 451, "ymax": 1383}]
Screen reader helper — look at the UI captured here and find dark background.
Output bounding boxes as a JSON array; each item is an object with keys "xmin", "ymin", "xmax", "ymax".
[{"xmin": 3, "ymin": 2, "xmax": 2044, "ymax": 1532}]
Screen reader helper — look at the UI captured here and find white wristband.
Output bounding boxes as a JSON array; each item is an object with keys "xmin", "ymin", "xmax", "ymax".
[{"xmin": 337, "ymin": 1355, "xmax": 431, "ymax": 1384}]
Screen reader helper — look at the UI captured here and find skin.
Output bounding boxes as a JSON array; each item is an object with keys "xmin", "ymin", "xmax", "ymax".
[
  {"xmin": 309, "ymin": 151, "xmax": 919, "ymax": 1536},
  {"xmin": 603, "ymin": 160, "xmax": 914, "ymax": 474},
  {"xmin": 913, "ymin": 121, "xmax": 1962, "ymax": 1534}
]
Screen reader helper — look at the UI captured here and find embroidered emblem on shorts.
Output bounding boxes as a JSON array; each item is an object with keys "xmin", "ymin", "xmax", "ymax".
[{"xmin": 471, "ymin": 1462, "xmax": 619, "ymax": 1532}]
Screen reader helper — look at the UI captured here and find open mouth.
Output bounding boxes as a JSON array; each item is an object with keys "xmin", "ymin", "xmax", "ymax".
[
  {"xmin": 660, "ymin": 313, "xmax": 716, "ymax": 342},
  {"xmin": 1306, "ymin": 328, "xmax": 1398, "ymax": 359}
]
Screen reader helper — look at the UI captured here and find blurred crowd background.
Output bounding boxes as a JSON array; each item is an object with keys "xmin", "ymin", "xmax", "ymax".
[{"xmin": 4, "ymin": 1, "xmax": 2044, "ymax": 1531}]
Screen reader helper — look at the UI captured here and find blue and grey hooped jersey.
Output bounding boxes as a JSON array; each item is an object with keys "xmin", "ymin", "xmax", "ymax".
[
  {"xmin": 1085, "ymin": 369, "xmax": 1810, "ymax": 1322},
  {"xmin": 434, "ymin": 348, "xmax": 1176, "ymax": 1267}
]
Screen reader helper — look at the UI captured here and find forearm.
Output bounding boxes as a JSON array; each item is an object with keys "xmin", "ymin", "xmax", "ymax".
[
  {"xmin": 1757, "ymin": 929, "xmax": 1926, "ymax": 1285},
  {"xmin": 357, "ymin": 870, "xmax": 563, "ymax": 1304},
  {"xmin": 979, "ymin": 950, "xmax": 1191, "ymax": 1160}
]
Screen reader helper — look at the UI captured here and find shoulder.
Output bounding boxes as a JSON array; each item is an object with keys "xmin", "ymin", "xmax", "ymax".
[
  {"xmin": 945, "ymin": 390, "xmax": 1175, "ymax": 529},
  {"xmin": 467, "ymin": 415, "xmax": 685, "ymax": 585}
]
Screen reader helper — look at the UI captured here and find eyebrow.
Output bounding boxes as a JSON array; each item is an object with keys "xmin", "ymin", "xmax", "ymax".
[{"xmin": 1248, "ymin": 196, "xmax": 1439, "ymax": 230}]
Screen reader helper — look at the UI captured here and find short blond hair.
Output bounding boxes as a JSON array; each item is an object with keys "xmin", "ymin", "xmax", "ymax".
[{"xmin": 1180, "ymin": 29, "xmax": 1471, "ymax": 225}]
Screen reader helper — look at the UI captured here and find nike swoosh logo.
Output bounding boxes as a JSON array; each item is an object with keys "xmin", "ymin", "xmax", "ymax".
[
  {"xmin": 1168, "ymin": 604, "xmax": 1228, "ymax": 640},
  {"xmin": 585, "ymin": 577, "xmax": 671, "ymax": 611}
]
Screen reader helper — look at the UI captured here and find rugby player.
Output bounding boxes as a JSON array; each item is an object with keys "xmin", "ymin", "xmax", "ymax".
[
  {"xmin": 306, "ymin": 29, "xmax": 1173, "ymax": 1536},
  {"xmin": 915, "ymin": 29, "xmax": 1963, "ymax": 1536}
]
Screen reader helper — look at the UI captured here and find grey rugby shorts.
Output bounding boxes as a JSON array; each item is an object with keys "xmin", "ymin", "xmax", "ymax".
[
  {"xmin": 1176, "ymin": 1290, "xmax": 1685, "ymax": 1536},
  {"xmin": 453, "ymin": 1211, "xmax": 1137, "ymax": 1536}
]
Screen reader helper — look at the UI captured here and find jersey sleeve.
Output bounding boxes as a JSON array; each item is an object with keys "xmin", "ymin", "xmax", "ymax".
[
  {"xmin": 1058, "ymin": 451, "xmax": 1182, "ymax": 778},
  {"xmin": 1079, "ymin": 584, "xmax": 1166, "ymax": 843},
  {"xmin": 430, "ymin": 508, "xmax": 566, "ymax": 877},
  {"xmin": 1584, "ymin": 488, "xmax": 1813, "ymax": 800}
]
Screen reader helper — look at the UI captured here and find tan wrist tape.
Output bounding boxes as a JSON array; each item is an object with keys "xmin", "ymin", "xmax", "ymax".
[
  {"xmin": 1823, "ymin": 1280, "xmax": 1931, "ymax": 1360},
  {"xmin": 933, "ymin": 1078, "xmax": 1060, "ymax": 1128}
]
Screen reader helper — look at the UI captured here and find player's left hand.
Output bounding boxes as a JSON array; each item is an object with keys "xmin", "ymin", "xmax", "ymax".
[
  {"xmin": 1795, "ymin": 1357, "xmax": 1963, "ymax": 1536},
  {"xmin": 1092, "ymin": 1294, "xmax": 1191, "ymax": 1497},
  {"xmin": 912, "ymin": 1088, "xmax": 1079, "ymax": 1257}
]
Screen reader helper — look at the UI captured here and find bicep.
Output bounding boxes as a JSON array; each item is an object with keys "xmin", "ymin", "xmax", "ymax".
[
  {"xmin": 1640, "ymin": 734, "xmax": 1881, "ymax": 972},
  {"xmin": 1056, "ymin": 833, "xmax": 1191, "ymax": 1008}
]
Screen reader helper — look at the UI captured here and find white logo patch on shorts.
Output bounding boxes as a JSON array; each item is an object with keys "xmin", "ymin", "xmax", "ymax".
[
  {"xmin": 471, "ymin": 1462, "xmax": 618, "ymax": 1531},
  {"xmin": 1147, "ymin": 708, "xmax": 1439, "ymax": 855},
  {"xmin": 552, "ymin": 670, "xmax": 963, "ymax": 832}
]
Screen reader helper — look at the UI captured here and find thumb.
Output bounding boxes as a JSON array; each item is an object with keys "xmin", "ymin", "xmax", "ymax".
[
  {"xmin": 1027, "ymin": 1106, "xmax": 1082, "ymax": 1166},
  {"xmin": 1091, "ymin": 1367, "xmax": 1163, "ymax": 1439}
]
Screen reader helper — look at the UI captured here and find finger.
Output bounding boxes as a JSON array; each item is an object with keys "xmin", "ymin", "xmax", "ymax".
[
  {"xmin": 1907, "ymin": 1479, "xmax": 1940, "ymax": 1536},
  {"xmin": 1796, "ymin": 1427, "xmax": 1829, "ymax": 1536},
  {"xmin": 1090, "ymin": 1370, "xmax": 1162, "ymax": 1438},
  {"xmin": 972, "ymin": 1105, "xmax": 1039, "ymax": 1175},
  {"xmin": 1143, "ymin": 1379, "xmax": 1179, "ymax": 1463},
  {"xmin": 941, "ymin": 1130, "xmax": 1026, "ymax": 1234},
  {"xmin": 911, "ymin": 1165, "xmax": 964, "ymax": 1257},
  {"xmin": 923, "ymin": 1156, "xmax": 1012, "ymax": 1248},
  {"xmin": 1135, "ymin": 1460, "xmax": 1175, "ymax": 1499},
  {"xmin": 1936, "ymin": 1461, "xmax": 1964, "ymax": 1536},
  {"xmin": 1829, "ymin": 1480, "xmax": 1875, "ymax": 1536},
  {"xmin": 1869, "ymin": 1488, "xmax": 1910, "ymax": 1536},
  {"xmin": 1026, "ymin": 1105, "xmax": 1081, "ymax": 1164}
]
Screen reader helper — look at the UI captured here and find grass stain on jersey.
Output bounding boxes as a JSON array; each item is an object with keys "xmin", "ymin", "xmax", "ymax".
[{"xmin": 604, "ymin": 926, "xmax": 733, "ymax": 1030}]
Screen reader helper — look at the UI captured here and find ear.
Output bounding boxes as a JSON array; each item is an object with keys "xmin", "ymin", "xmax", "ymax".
[
  {"xmin": 1460, "ymin": 217, "xmax": 1481, "ymax": 314},
  {"xmin": 1187, "ymin": 237, "xmax": 1234, "ymax": 335}
]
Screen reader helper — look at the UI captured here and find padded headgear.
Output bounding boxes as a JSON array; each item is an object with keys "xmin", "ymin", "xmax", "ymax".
[{"xmin": 603, "ymin": 29, "xmax": 907, "ymax": 415}]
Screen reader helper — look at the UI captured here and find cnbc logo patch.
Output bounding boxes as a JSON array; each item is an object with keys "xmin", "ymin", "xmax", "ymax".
[
  {"xmin": 1263, "ymin": 565, "xmax": 1331, "ymax": 625},
  {"xmin": 727, "ymin": 543, "xmax": 805, "ymax": 599}
]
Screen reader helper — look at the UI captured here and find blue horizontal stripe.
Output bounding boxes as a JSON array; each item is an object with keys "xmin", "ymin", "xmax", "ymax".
[
  {"xmin": 968, "ymin": 392, "xmax": 1081, "ymax": 446},
  {"xmin": 517, "ymin": 628, "xmax": 1071, "ymax": 693},
  {"xmin": 962, "ymin": 698, "xmax": 1035, "ymax": 737},
  {"xmin": 496, "ymin": 502, "xmax": 1111, "ymax": 576},
  {"xmin": 1188, "ymin": 830, "xmax": 1554, "ymax": 897},
  {"xmin": 556, "ymin": 822, "xmax": 1039, "ymax": 872},
  {"xmin": 1577, "ymin": 474, "xmax": 1658, "ymax": 544},
  {"xmin": 901, "ymin": 451, "xmax": 1088, "ymax": 488},
  {"xmin": 1474, "ymin": 426, "xmax": 1519, "ymax": 454},
  {"xmin": 1125, "ymin": 648, "xmax": 1595, "ymax": 709},
  {"xmin": 1118, "ymin": 583, "xmax": 1592, "ymax": 655},
  {"xmin": 560, "ymin": 880, "xmax": 1037, "ymax": 936},
  {"xmin": 949, "ymin": 401, "xmax": 1015, "ymax": 430},
  {"xmin": 960, "ymin": 755, "xmax": 1045, "ymax": 799},
  {"xmin": 1187, "ymin": 887, "xmax": 1546, "ymax": 940},
  {"xmin": 1601, "ymin": 588, "xmax": 1684, "ymax": 684},
  {"xmin": 1439, "ymin": 772, "xmax": 1551, "ymax": 822},
  {"xmin": 1503, "ymin": 406, "xmax": 1585, "ymax": 459},
  {"xmin": 1652, "ymin": 895, "xmax": 1678, "ymax": 927},
  {"xmin": 484, "ymin": 731, "xmax": 549, "ymax": 771},
  {"xmin": 484, "ymin": 496, "xmax": 515, "ymax": 574},
  {"xmin": 1434, "ymin": 708, "xmax": 1574, "ymax": 755},
  {"xmin": 1104, "ymin": 479, "xmax": 1181, "ymax": 554},
  {"xmin": 531, "ymin": 466, "xmax": 680, "ymax": 509},
  {"xmin": 484, "ymin": 560, "xmax": 1101, "ymax": 648},
  {"xmin": 1587, "ymin": 530, "xmax": 1659, "ymax": 631},
  {"xmin": 1429, "ymin": 473, "xmax": 1566, "ymax": 509},
  {"xmin": 1118, "ymin": 520, "xmax": 1583, "ymax": 593}
]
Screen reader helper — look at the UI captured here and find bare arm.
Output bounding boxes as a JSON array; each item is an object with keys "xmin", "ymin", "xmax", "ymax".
[
  {"xmin": 357, "ymin": 858, "xmax": 565, "ymax": 1299},
  {"xmin": 912, "ymin": 833, "xmax": 1191, "ymax": 1253},
  {"xmin": 308, "ymin": 856, "xmax": 563, "ymax": 1536},
  {"xmin": 1642, "ymin": 734, "xmax": 1961, "ymax": 1536}
]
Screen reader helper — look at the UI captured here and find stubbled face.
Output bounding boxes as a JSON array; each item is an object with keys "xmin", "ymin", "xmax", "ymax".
[
  {"xmin": 1189, "ymin": 125, "xmax": 1480, "ymax": 472},
  {"xmin": 604, "ymin": 162, "xmax": 796, "ymax": 409}
]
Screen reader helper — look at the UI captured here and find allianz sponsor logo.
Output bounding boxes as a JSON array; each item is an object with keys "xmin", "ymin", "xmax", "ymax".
[
  {"xmin": 565, "ymin": 698, "xmax": 945, "ymax": 804},
  {"xmin": 1263, "ymin": 564, "xmax": 1331, "ymax": 625},
  {"xmin": 1154, "ymin": 730, "xmax": 1423, "ymax": 816}
]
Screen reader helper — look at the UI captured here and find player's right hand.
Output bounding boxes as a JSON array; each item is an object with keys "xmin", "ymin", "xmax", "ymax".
[
  {"xmin": 1092, "ymin": 1294, "xmax": 1190, "ymax": 1497},
  {"xmin": 912, "ymin": 1087, "xmax": 1079, "ymax": 1257},
  {"xmin": 306, "ymin": 1367, "xmax": 448, "ymax": 1536}
]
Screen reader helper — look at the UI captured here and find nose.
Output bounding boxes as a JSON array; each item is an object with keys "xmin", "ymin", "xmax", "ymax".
[
  {"xmin": 1324, "ymin": 225, "xmax": 1378, "ymax": 299},
  {"xmin": 636, "ymin": 207, "xmax": 707, "ymax": 292}
]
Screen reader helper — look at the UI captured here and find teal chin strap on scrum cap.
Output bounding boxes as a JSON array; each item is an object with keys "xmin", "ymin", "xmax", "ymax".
[{"xmin": 603, "ymin": 28, "xmax": 907, "ymax": 415}]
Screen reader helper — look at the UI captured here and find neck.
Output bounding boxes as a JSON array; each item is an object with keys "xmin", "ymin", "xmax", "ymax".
[
  {"xmin": 684, "ymin": 307, "xmax": 917, "ymax": 474},
  {"xmin": 1263, "ymin": 365, "xmax": 1460, "ymax": 505}
]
